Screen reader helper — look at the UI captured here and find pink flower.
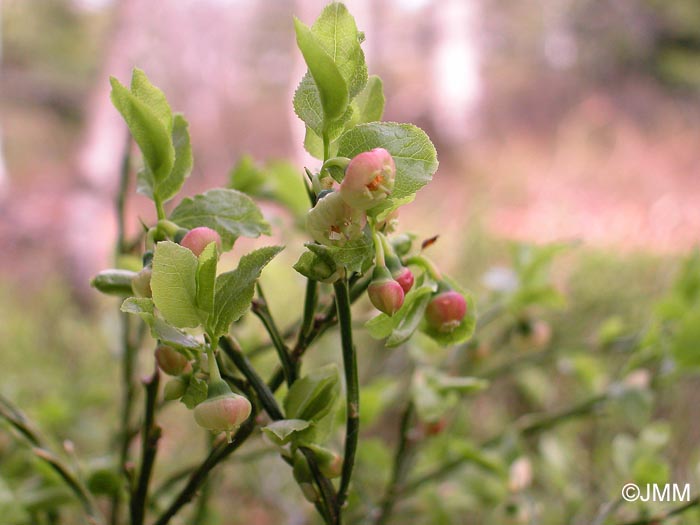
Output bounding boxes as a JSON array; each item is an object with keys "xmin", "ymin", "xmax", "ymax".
[
  {"xmin": 306, "ymin": 192, "xmax": 366, "ymax": 247},
  {"xmin": 392, "ymin": 266, "xmax": 415, "ymax": 294},
  {"xmin": 368, "ymin": 267, "xmax": 405, "ymax": 315},
  {"xmin": 425, "ymin": 290, "xmax": 467, "ymax": 333},
  {"xmin": 340, "ymin": 148, "xmax": 396, "ymax": 210},
  {"xmin": 194, "ymin": 392, "xmax": 252, "ymax": 435}
]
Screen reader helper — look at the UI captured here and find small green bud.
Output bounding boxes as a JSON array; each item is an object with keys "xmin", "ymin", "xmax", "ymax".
[
  {"xmin": 91, "ymin": 269, "xmax": 137, "ymax": 296},
  {"xmin": 163, "ymin": 377, "xmax": 187, "ymax": 401},
  {"xmin": 390, "ymin": 234, "xmax": 414, "ymax": 257},
  {"xmin": 307, "ymin": 444, "xmax": 342, "ymax": 478}
]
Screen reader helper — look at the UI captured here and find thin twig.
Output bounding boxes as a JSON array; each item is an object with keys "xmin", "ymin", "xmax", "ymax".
[
  {"xmin": 130, "ymin": 365, "xmax": 161, "ymax": 525},
  {"xmin": 267, "ymin": 274, "xmax": 371, "ymax": 393},
  {"xmin": 252, "ymin": 284, "xmax": 296, "ymax": 384},
  {"xmin": 219, "ymin": 335, "xmax": 284, "ymax": 421}
]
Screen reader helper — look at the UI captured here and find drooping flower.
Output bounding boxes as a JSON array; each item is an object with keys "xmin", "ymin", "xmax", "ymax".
[
  {"xmin": 339, "ymin": 148, "xmax": 396, "ymax": 210},
  {"xmin": 306, "ymin": 192, "xmax": 366, "ymax": 247},
  {"xmin": 367, "ymin": 266, "xmax": 405, "ymax": 316},
  {"xmin": 425, "ymin": 290, "xmax": 467, "ymax": 333}
]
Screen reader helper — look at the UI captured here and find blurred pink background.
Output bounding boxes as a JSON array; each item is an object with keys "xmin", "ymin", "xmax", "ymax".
[{"xmin": 2, "ymin": 0, "xmax": 700, "ymax": 292}]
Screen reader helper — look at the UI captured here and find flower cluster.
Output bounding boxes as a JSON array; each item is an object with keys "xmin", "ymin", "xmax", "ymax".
[{"xmin": 305, "ymin": 148, "xmax": 469, "ymax": 332}]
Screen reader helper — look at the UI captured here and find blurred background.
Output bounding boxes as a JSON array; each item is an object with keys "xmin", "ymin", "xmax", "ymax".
[{"xmin": 2, "ymin": 0, "xmax": 700, "ymax": 523}]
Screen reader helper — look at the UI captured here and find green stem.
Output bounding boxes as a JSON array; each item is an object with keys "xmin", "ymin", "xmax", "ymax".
[
  {"xmin": 155, "ymin": 199, "xmax": 166, "ymax": 221},
  {"xmin": 372, "ymin": 231, "xmax": 386, "ymax": 267},
  {"xmin": 334, "ymin": 279, "xmax": 359, "ymax": 510},
  {"xmin": 112, "ymin": 131, "xmax": 141, "ymax": 525},
  {"xmin": 322, "ymin": 131, "xmax": 331, "ymax": 163},
  {"xmin": 130, "ymin": 365, "xmax": 161, "ymax": 525},
  {"xmin": 300, "ymin": 446, "xmax": 339, "ymax": 524},
  {"xmin": 404, "ymin": 255, "xmax": 442, "ymax": 281},
  {"xmin": 267, "ymin": 274, "xmax": 372, "ymax": 393},
  {"xmin": 218, "ymin": 336, "xmax": 284, "ymax": 421},
  {"xmin": 298, "ymin": 279, "xmax": 318, "ymax": 349},
  {"xmin": 252, "ymin": 285, "xmax": 296, "ymax": 385},
  {"xmin": 206, "ymin": 345, "xmax": 222, "ymax": 383}
]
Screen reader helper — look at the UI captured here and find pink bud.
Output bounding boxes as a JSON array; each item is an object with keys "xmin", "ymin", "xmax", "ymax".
[
  {"xmin": 368, "ymin": 268, "xmax": 405, "ymax": 316},
  {"xmin": 194, "ymin": 392, "xmax": 252, "ymax": 436},
  {"xmin": 392, "ymin": 266, "xmax": 415, "ymax": 294},
  {"xmin": 425, "ymin": 290, "xmax": 467, "ymax": 333},
  {"xmin": 154, "ymin": 345, "xmax": 191, "ymax": 376},
  {"xmin": 180, "ymin": 227, "xmax": 222, "ymax": 256},
  {"xmin": 306, "ymin": 192, "xmax": 366, "ymax": 247},
  {"xmin": 340, "ymin": 148, "xmax": 396, "ymax": 210}
]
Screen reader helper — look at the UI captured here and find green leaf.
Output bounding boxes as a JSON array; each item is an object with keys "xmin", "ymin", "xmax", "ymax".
[
  {"xmin": 310, "ymin": 2, "xmax": 367, "ymax": 99},
  {"xmin": 293, "ymin": 245, "xmax": 339, "ymax": 283},
  {"xmin": 120, "ymin": 298, "xmax": 201, "ymax": 350},
  {"xmin": 294, "ymin": 19, "xmax": 349, "ymax": 124},
  {"xmin": 110, "ymin": 74, "xmax": 174, "ymax": 200},
  {"xmin": 295, "ymin": 75, "xmax": 353, "ymax": 141},
  {"xmin": 181, "ymin": 375, "xmax": 208, "ymax": 409},
  {"xmin": 261, "ymin": 419, "xmax": 311, "ymax": 446},
  {"xmin": 156, "ymin": 114, "xmax": 193, "ymax": 204},
  {"xmin": 303, "ymin": 125, "xmax": 326, "ymax": 160},
  {"xmin": 337, "ymin": 122, "xmax": 438, "ymax": 200},
  {"xmin": 150, "ymin": 241, "xmax": 200, "ymax": 328},
  {"xmin": 169, "ymin": 189, "xmax": 271, "ymax": 251},
  {"xmin": 324, "ymin": 231, "xmax": 374, "ymax": 274},
  {"xmin": 350, "ymin": 75, "xmax": 384, "ymax": 125},
  {"xmin": 129, "ymin": 68, "xmax": 173, "ymax": 132},
  {"xmin": 196, "ymin": 242, "xmax": 218, "ymax": 320},
  {"xmin": 284, "ymin": 364, "xmax": 340, "ymax": 422},
  {"xmin": 300, "ymin": 75, "xmax": 381, "ymax": 159},
  {"xmin": 209, "ymin": 246, "xmax": 284, "ymax": 338}
]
